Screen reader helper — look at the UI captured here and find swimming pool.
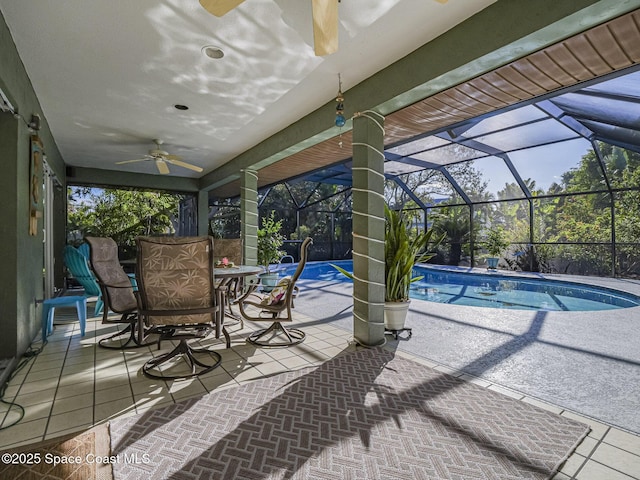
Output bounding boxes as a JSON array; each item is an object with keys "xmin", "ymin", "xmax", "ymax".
[{"xmin": 275, "ymin": 260, "xmax": 640, "ymax": 311}]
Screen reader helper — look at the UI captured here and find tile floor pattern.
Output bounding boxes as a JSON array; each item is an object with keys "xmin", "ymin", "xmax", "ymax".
[{"xmin": 0, "ymin": 308, "xmax": 639, "ymax": 480}]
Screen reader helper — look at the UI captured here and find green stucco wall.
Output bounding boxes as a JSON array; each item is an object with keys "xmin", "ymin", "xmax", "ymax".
[
  {"xmin": 241, "ymin": 169, "xmax": 259, "ymax": 266},
  {"xmin": 0, "ymin": 9, "xmax": 66, "ymax": 358}
]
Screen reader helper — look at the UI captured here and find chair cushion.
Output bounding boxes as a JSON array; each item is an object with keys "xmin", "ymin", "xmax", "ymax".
[{"xmin": 260, "ymin": 277, "xmax": 291, "ymax": 306}]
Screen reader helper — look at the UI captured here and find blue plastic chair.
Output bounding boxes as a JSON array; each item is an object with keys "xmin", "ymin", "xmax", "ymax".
[
  {"xmin": 77, "ymin": 242, "xmax": 90, "ymax": 259},
  {"xmin": 64, "ymin": 245, "xmax": 104, "ymax": 316},
  {"xmin": 41, "ymin": 295, "xmax": 87, "ymax": 340}
]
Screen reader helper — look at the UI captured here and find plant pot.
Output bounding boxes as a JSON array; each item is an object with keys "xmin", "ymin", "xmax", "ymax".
[
  {"xmin": 487, "ymin": 257, "xmax": 499, "ymax": 270},
  {"xmin": 259, "ymin": 272, "xmax": 279, "ymax": 292},
  {"xmin": 384, "ymin": 301, "xmax": 410, "ymax": 331}
]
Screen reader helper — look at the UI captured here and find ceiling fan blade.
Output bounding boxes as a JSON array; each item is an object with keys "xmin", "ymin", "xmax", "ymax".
[
  {"xmin": 115, "ymin": 158, "xmax": 148, "ymax": 165},
  {"xmin": 199, "ymin": 0, "xmax": 245, "ymax": 16},
  {"xmin": 312, "ymin": 0, "xmax": 338, "ymax": 56},
  {"xmin": 155, "ymin": 158, "xmax": 170, "ymax": 175},
  {"xmin": 165, "ymin": 158, "xmax": 204, "ymax": 173}
]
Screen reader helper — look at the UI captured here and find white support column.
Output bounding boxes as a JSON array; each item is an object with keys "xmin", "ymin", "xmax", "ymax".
[
  {"xmin": 351, "ymin": 111, "xmax": 386, "ymax": 347},
  {"xmin": 241, "ymin": 169, "xmax": 259, "ymax": 266}
]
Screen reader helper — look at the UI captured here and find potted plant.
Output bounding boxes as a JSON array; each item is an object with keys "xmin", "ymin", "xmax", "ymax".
[
  {"xmin": 257, "ymin": 211, "xmax": 285, "ymax": 291},
  {"xmin": 384, "ymin": 205, "xmax": 439, "ymax": 330},
  {"xmin": 485, "ymin": 225, "xmax": 508, "ymax": 270},
  {"xmin": 332, "ymin": 205, "xmax": 439, "ymax": 331}
]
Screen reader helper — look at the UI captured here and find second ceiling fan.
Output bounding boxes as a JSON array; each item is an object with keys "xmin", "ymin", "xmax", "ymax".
[{"xmin": 116, "ymin": 139, "xmax": 203, "ymax": 175}]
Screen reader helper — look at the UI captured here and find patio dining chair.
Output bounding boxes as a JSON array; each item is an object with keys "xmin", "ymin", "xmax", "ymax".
[
  {"xmin": 85, "ymin": 236, "xmax": 151, "ymax": 349},
  {"xmin": 77, "ymin": 242, "xmax": 90, "ymax": 259},
  {"xmin": 64, "ymin": 244, "xmax": 103, "ymax": 316},
  {"xmin": 213, "ymin": 238, "xmax": 243, "ymax": 266},
  {"xmin": 136, "ymin": 236, "xmax": 227, "ymax": 379},
  {"xmin": 237, "ymin": 237, "xmax": 312, "ymax": 347}
]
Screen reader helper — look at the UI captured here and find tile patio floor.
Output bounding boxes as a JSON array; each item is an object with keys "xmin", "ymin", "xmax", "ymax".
[{"xmin": 0, "ymin": 306, "xmax": 639, "ymax": 480}]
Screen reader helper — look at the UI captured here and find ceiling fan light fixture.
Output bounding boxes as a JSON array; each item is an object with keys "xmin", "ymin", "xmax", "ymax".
[{"xmin": 201, "ymin": 45, "xmax": 225, "ymax": 59}]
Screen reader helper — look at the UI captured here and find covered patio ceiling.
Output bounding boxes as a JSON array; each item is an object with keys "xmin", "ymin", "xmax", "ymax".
[
  {"xmin": 4, "ymin": 2, "xmax": 639, "ymax": 200},
  {"xmin": 210, "ymin": 8, "xmax": 640, "ymax": 199}
]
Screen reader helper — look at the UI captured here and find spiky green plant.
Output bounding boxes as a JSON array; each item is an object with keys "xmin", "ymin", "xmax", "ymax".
[
  {"xmin": 384, "ymin": 205, "xmax": 439, "ymax": 302},
  {"xmin": 332, "ymin": 206, "xmax": 440, "ymax": 302}
]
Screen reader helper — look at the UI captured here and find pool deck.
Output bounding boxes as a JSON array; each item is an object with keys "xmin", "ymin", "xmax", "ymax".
[
  {"xmin": 0, "ymin": 271, "xmax": 638, "ymax": 479},
  {"xmin": 292, "ymin": 267, "xmax": 640, "ymax": 436}
]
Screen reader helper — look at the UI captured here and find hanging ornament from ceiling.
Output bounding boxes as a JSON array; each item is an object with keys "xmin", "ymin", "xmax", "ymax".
[{"xmin": 335, "ymin": 73, "xmax": 345, "ymax": 128}]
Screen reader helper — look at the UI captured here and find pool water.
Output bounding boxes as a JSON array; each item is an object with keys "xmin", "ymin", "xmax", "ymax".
[{"xmin": 275, "ymin": 260, "xmax": 640, "ymax": 311}]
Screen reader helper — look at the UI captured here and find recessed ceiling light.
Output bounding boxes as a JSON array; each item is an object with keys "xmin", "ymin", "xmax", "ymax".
[
  {"xmin": 174, "ymin": 104, "xmax": 189, "ymax": 111},
  {"xmin": 201, "ymin": 45, "xmax": 224, "ymax": 60}
]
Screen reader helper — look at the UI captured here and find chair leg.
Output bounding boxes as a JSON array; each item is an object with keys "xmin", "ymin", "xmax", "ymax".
[
  {"xmin": 75, "ymin": 299, "xmax": 87, "ymax": 337},
  {"xmin": 247, "ymin": 322, "xmax": 305, "ymax": 347},
  {"xmin": 94, "ymin": 298, "xmax": 104, "ymax": 317},
  {"xmin": 222, "ymin": 325, "xmax": 231, "ymax": 349},
  {"xmin": 98, "ymin": 313, "xmax": 156, "ymax": 350},
  {"xmin": 142, "ymin": 339, "xmax": 222, "ymax": 380},
  {"xmin": 99, "ymin": 324, "xmax": 135, "ymax": 349},
  {"xmin": 98, "ymin": 316, "xmax": 156, "ymax": 350},
  {"xmin": 42, "ymin": 305, "xmax": 55, "ymax": 341},
  {"xmin": 226, "ymin": 301, "xmax": 244, "ymax": 329}
]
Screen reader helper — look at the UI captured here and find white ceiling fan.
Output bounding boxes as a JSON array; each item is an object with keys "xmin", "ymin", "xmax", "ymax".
[
  {"xmin": 116, "ymin": 139, "xmax": 203, "ymax": 175},
  {"xmin": 199, "ymin": 0, "xmax": 449, "ymax": 57},
  {"xmin": 199, "ymin": 0, "xmax": 339, "ymax": 56}
]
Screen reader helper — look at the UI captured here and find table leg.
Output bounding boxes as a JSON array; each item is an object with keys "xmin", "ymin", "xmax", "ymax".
[
  {"xmin": 137, "ymin": 314, "xmax": 145, "ymax": 345},
  {"xmin": 215, "ymin": 287, "xmax": 224, "ymax": 339}
]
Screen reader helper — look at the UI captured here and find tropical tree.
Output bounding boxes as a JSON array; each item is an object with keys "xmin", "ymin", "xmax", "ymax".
[
  {"xmin": 67, "ymin": 187, "xmax": 184, "ymax": 253},
  {"xmin": 542, "ymin": 143, "xmax": 620, "ymax": 274},
  {"xmin": 209, "ymin": 199, "xmax": 241, "ymax": 238},
  {"xmin": 259, "ymin": 182, "xmax": 350, "ymax": 240},
  {"xmin": 431, "ymin": 206, "xmax": 471, "ymax": 266}
]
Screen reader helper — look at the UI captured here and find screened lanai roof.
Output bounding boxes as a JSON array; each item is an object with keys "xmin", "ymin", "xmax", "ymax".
[
  {"xmin": 290, "ymin": 67, "xmax": 640, "ymax": 206},
  {"xmin": 209, "ymin": 10, "xmax": 640, "ymax": 201}
]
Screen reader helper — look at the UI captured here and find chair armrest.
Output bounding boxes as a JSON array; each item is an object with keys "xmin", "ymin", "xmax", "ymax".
[{"xmin": 236, "ymin": 281, "xmax": 260, "ymax": 303}]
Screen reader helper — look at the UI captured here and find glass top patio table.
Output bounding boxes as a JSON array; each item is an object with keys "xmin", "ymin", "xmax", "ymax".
[
  {"xmin": 213, "ymin": 265, "xmax": 262, "ymax": 337},
  {"xmin": 213, "ymin": 265, "xmax": 262, "ymax": 277}
]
